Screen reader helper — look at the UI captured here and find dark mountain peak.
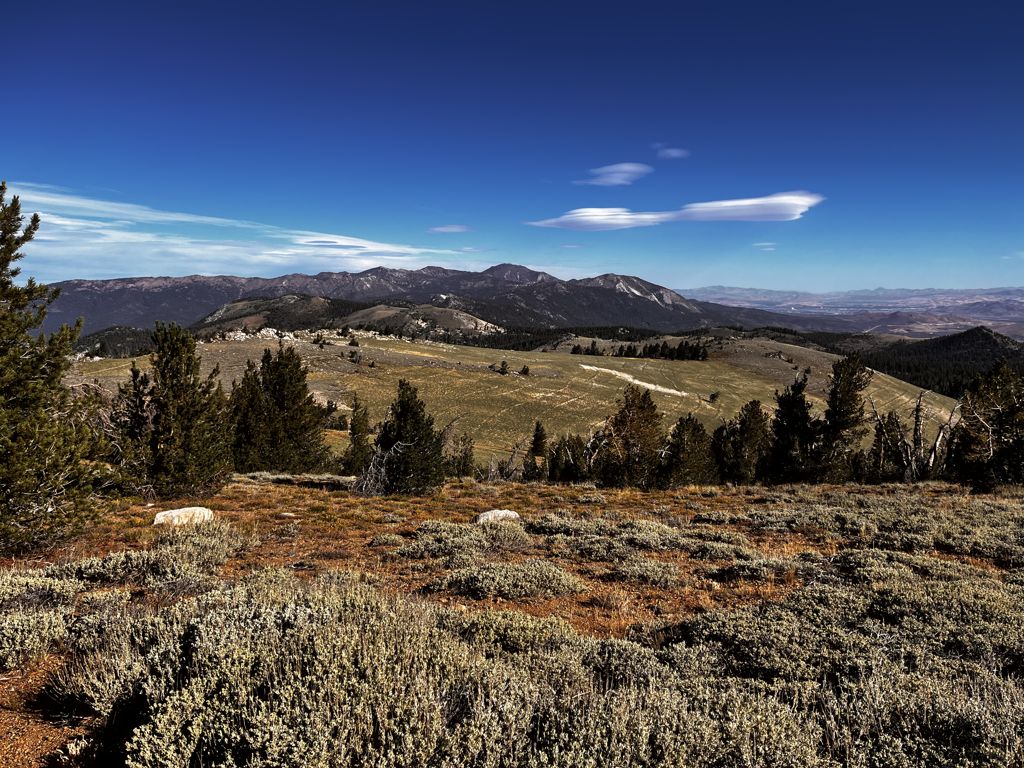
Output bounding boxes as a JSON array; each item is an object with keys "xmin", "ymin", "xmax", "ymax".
[
  {"xmin": 571, "ymin": 273, "xmax": 695, "ymax": 309},
  {"xmin": 947, "ymin": 325, "xmax": 1020, "ymax": 349},
  {"xmin": 481, "ymin": 263, "xmax": 556, "ymax": 284}
]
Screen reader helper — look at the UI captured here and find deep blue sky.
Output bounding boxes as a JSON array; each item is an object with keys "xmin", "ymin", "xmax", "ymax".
[{"xmin": 3, "ymin": 0, "xmax": 1022, "ymax": 290}]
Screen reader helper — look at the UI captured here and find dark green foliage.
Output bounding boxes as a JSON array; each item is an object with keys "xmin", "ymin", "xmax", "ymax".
[
  {"xmin": 595, "ymin": 385, "xmax": 664, "ymax": 489},
  {"xmin": 368, "ymin": 379, "xmax": 444, "ymax": 494},
  {"xmin": 659, "ymin": 414, "xmax": 719, "ymax": 487},
  {"xmin": 229, "ymin": 344, "xmax": 330, "ymax": 473},
  {"xmin": 547, "ymin": 433, "xmax": 594, "ymax": 483},
  {"xmin": 529, "ymin": 420, "xmax": 547, "ymax": 457},
  {"xmin": 764, "ymin": 373, "xmax": 822, "ymax": 483},
  {"xmin": 613, "ymin": 339, "xmax": 708, "ymax": 361},
  {"xmin": 112, "ymin": 324, "xmax": 231, "ymax": 498},
  {"xmin": 0, "ymin": 182, "xmax": 100, "ymax": 551},
  {"xmin": 949, "ymin": 362, "xmax": 1024, "ymax": 489},
  {"xmin": 819, "ymin": 354, "xmax": 872, "ymax": 482},
  {"xmin": 712, "ymin": 400, "xmax": 771, "ymax": 484},
  {"xmin": 342, "ymin": 394, "xmax": 373, "ymax": 475},
  {"xmin": 522, "ymin": 420, "xmax": 548, "ymax": 481},
  {"xmin": 857, "ymin": 326, "xmax": 1024, "ymax": 397}
]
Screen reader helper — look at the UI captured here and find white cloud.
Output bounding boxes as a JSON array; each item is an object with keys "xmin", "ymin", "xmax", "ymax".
[
  {"xmin": 529, "ymin": 207, "xmax": 677, "ymax": 231},
  {"xmin": 653, "ymin": 143, "xmax": 690, "ymax": 159},
  {"xmin": 429, "ymin": 224, "xmax": 471, "ymax": 233},
  {"xmin": 560, "ymin": 244, "xmax": 583, "ymax": 249},
  {"xmin": 678, "ymin": 191, "xmax": 824, "ymax": 222},
  {"xmin": 573, "ymin": 162, "xmax": 653, "ymax": 187},
  {"xmin": 753, "ymin": 241, "xmax": 777, "ymax": 252},
  {"xmin": 528, "ymin": 191, "xmax": 824, "ymax": 230},
  {"xmin": 11, "ymin": 182, "xmax": 457, "ymax": 281}
]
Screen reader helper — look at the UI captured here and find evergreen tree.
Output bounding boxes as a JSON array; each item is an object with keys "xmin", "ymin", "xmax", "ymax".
[
  {"xmin": 712, "ymin": 400, "xmax": 771, "ymax": 484},
  {"xmin": 342, "ymin": 394, "xmax": 373, "ymax": 475},
  {"xmin": 547, "ymin": 433, "xmax": 593, "ymax": 483},
  {"xmin": 529, "ymin": 420, "xmax": 548, "ymax": 457},
  {"xmin": 0, "ymin": 183, "xmax": 100, "ymax": 551},
  {"xmin": 820, "ymin": 354, "xmax": 872, "ymax": 482},
  {"xmin": 764, "ymin": 373, "xmax": 821, "ymax": 483},
  {"xmin": 369, "ymin": 379, "xmax": 444, "ymax": 493},
  {"xmin": 113, "ymin": 324, "xmax": 231, "ymax": 498},
  {"xmin": 948, "ymin": 362, "xmax": 1024, "ymax": 490},
  {"xmin": 595, "ymin": 385, "xmax": 664, "ymax": 488},
  {"xmin": 659, "ymin": 414, "xmax": 719, "ymax": 487},
  {"xmin": 229, "ymin": 344, "xmax": 330, "ymax": 473},
  {"xmin": 522, "ymin": 420, "xmax": 548, "ymax": 481}
]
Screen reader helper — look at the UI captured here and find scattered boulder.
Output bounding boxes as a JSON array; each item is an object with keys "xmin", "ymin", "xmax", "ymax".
[
  {"xmin": 153, "ymin": 506, "xmax": 214, "ymax": 526},
  {"xmin": 474, "ymin": 509, "xmax": 521, "ymax": 525}
]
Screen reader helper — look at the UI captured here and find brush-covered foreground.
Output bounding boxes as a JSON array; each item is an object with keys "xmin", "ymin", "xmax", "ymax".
[{"xmin": 2, "ymin": 481, "xmax": 1024, "ymax": 766}]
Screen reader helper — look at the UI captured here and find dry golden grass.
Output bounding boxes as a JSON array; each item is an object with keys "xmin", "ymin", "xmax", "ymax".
[{"xmin": 73, "ymin": 331, "xmax": 955, "ymax": 461}]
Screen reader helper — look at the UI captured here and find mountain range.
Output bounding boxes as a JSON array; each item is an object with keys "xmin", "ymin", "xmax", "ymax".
[
  {"xmin": 47, "ymin": 264, "xmax": 1024, "ymax": 339},
  {"xmin": 680, "ymin": 285, "xmax": 1024, "ymax": 337}
]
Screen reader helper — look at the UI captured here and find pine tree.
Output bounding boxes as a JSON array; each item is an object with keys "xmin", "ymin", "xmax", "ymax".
[
  {"xmin": 522, "ymin": 420, "xmax": 548, "ymax": 481},
  {"xmin": 596, "ymin": 385, "xmax": 664, "ymax": 488},
  {"xmin": 229, "ymin": 344, "xmax": 330, "ymax": 473},
  {"xmin": 530, "ymin": 420, "xmax": 548, "ymax": 458},
  {"xmin": 712, "ymin": 400, "xmax": 771, "ymax": 484},
  {"xmin": 342, "ymin": 394, "xmax": 373, "ymax": 475},
  {"xmin": 0, "ymin": 182, "xmax": 100, "ymax": 551},
  {"xmin": 367, "ymin": 379, "xmax": 444, "ymax": 493},
  {"xmin": 547, "ymin": 433, "xmax": 594, "ymax": 483},
  {"xmin": 820, "ymin": 354, "xmax": 872, "ymax": 482},
  {"xmin": 764, "ymin": 373, "xmax": 821, "ymax": 484},
  {"xmin": 948, "ymin": 362, "xmax": 1024, "ymax": 490},
  {"xmin": 659, "ymin": 414, "xmax": 719, "ymax": 487},
  {"xmin": 113, "ymin": 324, "xmax": 231, "ymax": 497}
]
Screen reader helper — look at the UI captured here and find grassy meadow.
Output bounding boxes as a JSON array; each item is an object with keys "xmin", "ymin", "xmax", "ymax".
[{"xmin": 74, "ymin": 331, "xmax": 956, "ymax": 461}]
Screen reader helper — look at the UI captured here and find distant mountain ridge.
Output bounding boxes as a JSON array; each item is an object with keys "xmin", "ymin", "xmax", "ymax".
[
  {"xmin": 47, "ymin": 263, "xmax": 824, "ymax": 335},
  {"xmin": 45, "ymin": 263, "xmax": 1024, "ymax": 339}
]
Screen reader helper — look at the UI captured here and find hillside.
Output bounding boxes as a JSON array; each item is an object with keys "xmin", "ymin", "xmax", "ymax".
[
  {"xmin": 74, "ymin": 330, "xmax": 956, "ymax": 461},
  {"xmin": 193, "ymin": 295, "xmax": 370, "ymax": 336},
  {"xmin": 857, "ymin": 326, "xmax": 1024, "ymax": 397}
]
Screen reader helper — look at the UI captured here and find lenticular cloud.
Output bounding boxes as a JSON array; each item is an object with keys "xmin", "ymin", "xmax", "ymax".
[{"xmin": 528, "ymin": 191, "xmax": 824, "ymax": 230}]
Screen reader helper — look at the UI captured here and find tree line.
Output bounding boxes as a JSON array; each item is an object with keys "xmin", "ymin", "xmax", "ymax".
[{"xmin": 3, "ymin": 185, "xmax": 1024, "ymax": 553}]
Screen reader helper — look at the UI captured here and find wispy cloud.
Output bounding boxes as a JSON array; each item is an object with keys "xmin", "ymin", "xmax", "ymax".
[
  {"xmin": 753, "ymin": 242, "xmax": 777, "ymax": 252},
  {"xmin": 12, "ymin": 182, "xmax": 457, "ymax": 281},
  {"xmin": 653, "ymin": 143, "xmax": 690, "ymax": 159},
  {"xmin": 429, "ymin": 223, "xmax": 471, "ymax": 233},
  {"xmin": 573, "ymin": 162, "xmax": 653, "ymax": 187},
  {"xmin": 528, "ymin": 191, "xmax": 824, "ymax": 230}
]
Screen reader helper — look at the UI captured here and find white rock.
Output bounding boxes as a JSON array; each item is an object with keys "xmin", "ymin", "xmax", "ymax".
[
  {"xmin": 153, "ymin": 507, "xmax": 214, "ymax": 526},
  {"xmin": 474, "ymin": 509, "xmax": 521, "ymax": 524}
]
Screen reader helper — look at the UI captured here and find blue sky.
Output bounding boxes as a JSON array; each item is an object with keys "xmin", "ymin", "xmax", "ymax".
[{"xmin": 3, "ymin": 1, "xmax": 1022, "ymax": 290}]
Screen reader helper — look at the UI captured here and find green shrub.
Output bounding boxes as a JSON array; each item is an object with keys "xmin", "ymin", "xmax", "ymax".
[
  {"xmin": 0, "ymin": 570, "xmax": 81, "ymax": 609},
  {"xmin": 430, "ymin": 560, "xmax": 586, "ymax": 599},
  {"xmin": 611, "ymin": 556, "xmax": 681, "ymax": 587},
  {"xmin": 47, "ymin": 520, "xmax": 246, "ymax": 591},
  {"xmin": 0, "ymin": 606, "xmax": 71, "ymax": 670}
]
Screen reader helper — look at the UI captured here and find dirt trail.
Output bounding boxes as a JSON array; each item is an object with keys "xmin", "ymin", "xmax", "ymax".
[{"xmin": 578, "ymin": 364, "xmax": 689, "ymax": 397}]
